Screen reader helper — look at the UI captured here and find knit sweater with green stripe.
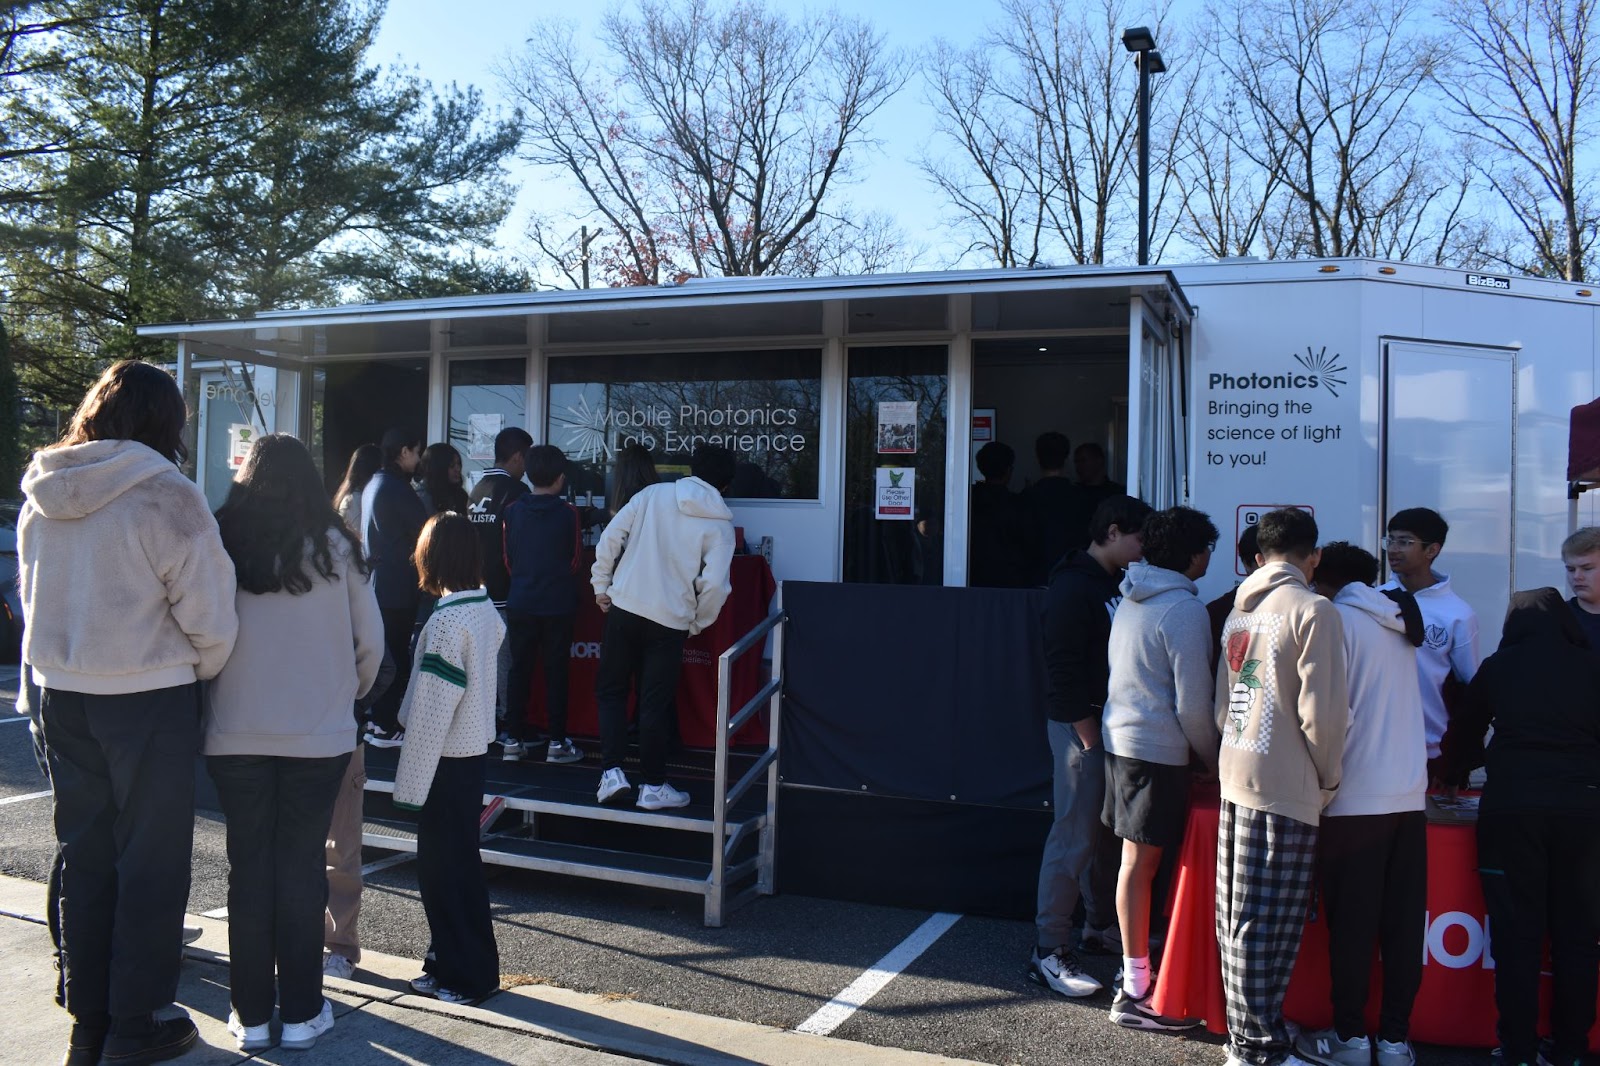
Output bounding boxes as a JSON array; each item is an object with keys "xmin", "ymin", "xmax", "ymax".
[{"xmin": 394, "ymin": 588, "xmax": 506, "ymax": 808}]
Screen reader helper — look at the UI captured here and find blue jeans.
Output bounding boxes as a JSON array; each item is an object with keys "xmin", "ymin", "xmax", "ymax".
[{"xmin": 208, "ymin": 752, "xmax": 351, "ymax": 1026}]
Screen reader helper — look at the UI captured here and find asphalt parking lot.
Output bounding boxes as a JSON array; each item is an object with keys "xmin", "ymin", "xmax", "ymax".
[{"xmin": 0, "ymin": 694, "xmax": 1498, "ymax": 1066}]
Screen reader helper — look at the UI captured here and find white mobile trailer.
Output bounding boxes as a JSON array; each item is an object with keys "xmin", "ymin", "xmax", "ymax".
[{"xmin": 1171, "ymin": 258, "xmax": 1600, "ymax": 632}]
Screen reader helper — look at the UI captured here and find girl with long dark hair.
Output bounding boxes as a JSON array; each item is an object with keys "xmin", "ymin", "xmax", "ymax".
[
  {"xmin": 416, "ymin": 441, "xmax": 468, "ymax": 515},
  {"xmin": 610, "ymin": 442, "xmax": 660, "ymax": 516},
  {"xmin": 334, "ymin": 443, "xmax": 383, "ymax": 543},
  {"xmin": 205, "ymin": 433, "xmax": 384, "ymax": 1052},
  {"xmin": 20, "ymin": 360, "xmax": 239, "ymax": 1066}
]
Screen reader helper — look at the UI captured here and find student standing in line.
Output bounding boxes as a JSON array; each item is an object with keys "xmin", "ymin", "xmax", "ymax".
[
  {"xmin": 362, "ymin": 428, "xmax": 427, "ymax": 747},
  {"xmin": 415, "ymin": 442, "xmax": 469, "ymax": 515},
  {"xmin": 1101, "ymin": 506, "xmax": 1219, "ymax": 1032},
  {"xmin": 205, "ymin": 434, "xmax": 384, "ymax": 1052},
  {"xmin": 21, "ymin": 361, "xmax": 239, "ymax": 1066},
  {"xmin": 502, "ymin": 445, "xmax": 585, "ymax": 764},
  {"xmin": 1563, "ymin": 526, "xmax": 1600, "ymax": 648},
  {"xmin": 969, "ymin": 440, "xmax": 1036, "ymax": 588},
  {"xmin": 1206, "ymin": 525, "xmax": 1260, "ymax": 674},
  {"xmin": 591, "ymin": 445, "xmax": 737, "ymax": 810},
  {"xmin": 1296, "ymin": 543, "xmax": 1428, "ymax": 1066},
  {"xmin": 1030, "ymin": 495, "xmax": 1153, "ymax": 999},
  {"xmin": 333, "ymin": 443, "xmax": 382, "ymax": 544},
  {"xmin": 1378, "ymin": 507, "xmax": 1480, "ymax": 786},
  {"xmin": 1453, "ymin": 587, "xmax": 1600, "ymax": 1066},
  {"xmin": 467, "ymin": 427, "xmax": 533, "ymax": 736},
  {"xmin": 610, "ymin": 442, "xmax": 660, "ymax": 516},
  {"xmin": 1023, "ymin": 431, "xmax": 1076, "ymax": 582},
  {"xmin": 1215, "ymin": 508, "xmax": 1348, "ymax": 1066},
  {"xmin": 393, "ymin": 513, "xmax": 504, "ymax": 1005}
]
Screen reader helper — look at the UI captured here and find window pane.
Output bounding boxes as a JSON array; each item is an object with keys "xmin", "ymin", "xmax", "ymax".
[
  {"xmin": 843, "ymin": 346, "xmax": 948, "ymax": 585},
  {"xmin": 547, "ymin": 349, "xmax": 822, "ymax": 502},
  {"xmin": 448, "ymin": 359, "xmax": 528, "ymax": 487}
]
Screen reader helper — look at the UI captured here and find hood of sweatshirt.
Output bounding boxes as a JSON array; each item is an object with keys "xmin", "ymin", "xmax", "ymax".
[
  {"xmin": 674, "ymin": 475, "xmax": 734, "ymax": 521},
  {"xmin": 1049, "ymin": 547, "xmax": 1115, "ymax": 585},
  {"xmin": 22, "ymin": 439, "xmax": 180, "ymax": 521},
  {"xmin": 1334, "ymin": 582, "xmax": 1409, "ymax": 637},
  {"xmin": 1234, "ymin": 559, "xmax": 1311, "ymax": 612},
  {"xmin": 1120, "ymin": 559, "xmax": 1198, "ymax": 603},
  {"xmin": 1499, "ymin": 586, "xmax": 1587, "ymax": 648}
]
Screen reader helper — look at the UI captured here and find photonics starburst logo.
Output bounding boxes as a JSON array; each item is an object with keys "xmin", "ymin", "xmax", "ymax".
[
  {"xmin": 1293, "ymin": 346, "xmax": 1348, "ymax": 399},
  {"xmin": 558, "ymin": 394, "xmax": 613, "ymax": 463}
]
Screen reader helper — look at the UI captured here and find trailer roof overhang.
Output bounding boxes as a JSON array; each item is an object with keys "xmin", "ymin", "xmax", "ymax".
[{"xmin": 135, "ymin": 266, "xmax": 1193, "ymax": 363}]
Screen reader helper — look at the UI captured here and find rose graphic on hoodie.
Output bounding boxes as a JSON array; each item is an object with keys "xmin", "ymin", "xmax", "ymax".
[{"xmin": 1224, "ymin": 630, "xmax": 1262, "ymax": 739}]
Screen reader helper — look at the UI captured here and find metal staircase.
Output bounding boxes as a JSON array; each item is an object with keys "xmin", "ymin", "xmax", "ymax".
[{"xmin": 361, "ymin": 607, "xmax": 784, "ymax": 927}]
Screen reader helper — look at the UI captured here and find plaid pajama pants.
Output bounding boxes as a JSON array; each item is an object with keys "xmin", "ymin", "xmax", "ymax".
[{"xmin": 1216, "ymin": 800, "xmax": 1320, "ymax": 1065}]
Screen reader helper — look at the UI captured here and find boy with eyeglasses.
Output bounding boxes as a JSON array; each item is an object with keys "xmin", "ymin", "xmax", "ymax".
[{"xmin": 1378, "ymin": 508, "xmax": 1481, "ymax": 788}]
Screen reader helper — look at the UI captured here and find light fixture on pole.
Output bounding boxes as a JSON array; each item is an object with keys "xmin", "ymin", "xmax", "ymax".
[{"xmin": 1121, "ymin": 27, "xmax": 1166, "ymax": 267}]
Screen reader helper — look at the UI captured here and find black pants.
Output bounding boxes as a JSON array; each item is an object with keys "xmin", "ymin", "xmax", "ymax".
[
  {"xmin": 1478, "ymin": 810, "xmax": 1600, "ymax": 1065},
  {"xmin": 372, "ymin": 605, "xmax": 417, "ymax": 732},
  {"xmin": 39, "ymin": 684, "xmax": 200, "ymax": 1023},
  {"xmin": 416, "ymin": 755, "xmax": 498, "ymax": 999},
  {"xmin": 1317, "ymin": 811, "xmax": 1427, "ymax": 1043},
  {"xmin": 207, "ymin": 752, "xmax": 351, "ymax": 1026},
  {"xmin": 595, "ymin": 607, "xmax": 686, "ymax": 785},
  {"xmin": 504, "ymin": 612, "xmax": 575, "ymax": 744}
]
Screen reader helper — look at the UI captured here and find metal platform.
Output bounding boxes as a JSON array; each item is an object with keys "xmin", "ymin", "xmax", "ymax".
[{"xmin": 361, "ymin": 607, "xmax": 784, "ymax": 926}]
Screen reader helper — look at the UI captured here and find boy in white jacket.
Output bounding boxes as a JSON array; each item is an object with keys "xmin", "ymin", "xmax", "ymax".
[
  {"xmin": 1299, "ymin": 543, "xmax": 1428, "ymax": 1066},
  {"xmin": 591, "ymin": 445, "xmax": 737, "ymax": 810}
]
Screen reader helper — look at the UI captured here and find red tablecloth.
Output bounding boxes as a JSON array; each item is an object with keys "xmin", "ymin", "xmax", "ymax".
[
  {"xmin": 516, "ymin": 554, "xmax": 776, "ymax": 749},
  {"xmin": 1150, "ymin": 788, "xmax": 1600, "ymax": 1048}
]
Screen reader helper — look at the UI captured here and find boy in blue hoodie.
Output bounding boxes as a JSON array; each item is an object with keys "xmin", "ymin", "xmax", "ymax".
[{"xmin": 501, "ymin": 445, "xmax": 584, "ymax": 764}]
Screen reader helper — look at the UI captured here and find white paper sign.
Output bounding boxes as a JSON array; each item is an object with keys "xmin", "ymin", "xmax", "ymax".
[
  {"xmin": 877, "ymin": 401, "xmax": 917, "ymax": 454},
  {"xmin": 468, "ymin": 413, "xmax": 504, "ymax": 461},
  {"xmin": 875, "ymin": 467, "xmax": 915, "ymax": 520},
  {"xmin": 228, "ymin": 424, "xmax": 255, "ymax": 469}
]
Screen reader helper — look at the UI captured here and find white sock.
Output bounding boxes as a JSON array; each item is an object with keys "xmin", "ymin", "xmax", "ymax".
[{"xmin": 1122, "ymin": 955, "xmax": 1151, "ymax": 997}]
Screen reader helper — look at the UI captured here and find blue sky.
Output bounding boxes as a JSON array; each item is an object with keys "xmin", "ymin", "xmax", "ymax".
[{"xmin": 373, "ymin": 0, "xmax": 1175, "ymax": 273}]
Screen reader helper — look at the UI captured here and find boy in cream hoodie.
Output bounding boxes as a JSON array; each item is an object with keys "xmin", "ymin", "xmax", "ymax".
[{"xmin": 1215, "ymin": 508, "xmax": 1348, "ymax": 1066}]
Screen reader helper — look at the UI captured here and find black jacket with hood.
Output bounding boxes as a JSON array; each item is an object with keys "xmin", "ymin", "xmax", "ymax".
[
  {"xmin": 1457, "ymin": 586, "xmax": 1600, "ymax": 816},
  {"xmin": 468, "ymin": 469, "xmax": 529, "ymax": 605},
  {"xmin": 1041, "ymin": 549, "xmax": 1123, "ymax": 724}
]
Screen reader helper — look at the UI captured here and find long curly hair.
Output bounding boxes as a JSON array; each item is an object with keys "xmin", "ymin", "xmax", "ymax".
[
  {"xmin": 417, "ymin": 442, "xmax": 468, "ymax": 514},
  {"xmin": 217, "ymin": 433, "xmax": 368, "ymax": 595}
]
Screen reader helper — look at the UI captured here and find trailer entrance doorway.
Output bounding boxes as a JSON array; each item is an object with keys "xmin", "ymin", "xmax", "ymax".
[{"xmin": 968, "ymin": 337, "xmax": 1131, "ymax": 585}]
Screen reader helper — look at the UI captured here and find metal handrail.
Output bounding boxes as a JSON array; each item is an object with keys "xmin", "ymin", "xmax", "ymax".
[{"xmin": 709, "ymin": 604, "xmax": 784, "ymax": 926}]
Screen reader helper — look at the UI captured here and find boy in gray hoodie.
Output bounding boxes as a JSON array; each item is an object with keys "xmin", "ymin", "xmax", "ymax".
[
  {"xmin": 1102, "ymin": 506, "xmax": 1221, "ymax": 1031},
  {"xmin": 1215, "ymin": 508, "xmax": 1349, "ymax": 1066}
]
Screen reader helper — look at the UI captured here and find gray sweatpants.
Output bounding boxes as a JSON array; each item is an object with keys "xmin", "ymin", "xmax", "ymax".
[{"xmin": 1034, "ymin": 719, "xmax": 1119, "ymax": 950}]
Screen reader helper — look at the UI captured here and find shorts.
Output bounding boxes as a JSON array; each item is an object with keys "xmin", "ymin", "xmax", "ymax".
[{"xmin": 1101, "ymin": 752, "xmax": 1192, "ymax": 849}]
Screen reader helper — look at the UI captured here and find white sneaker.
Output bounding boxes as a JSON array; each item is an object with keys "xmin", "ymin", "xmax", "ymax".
[
  {"xmin": 1296, "ymin": 1028, "xmax": 1372, "ymax": 1066},
  {"xmin": 409, "ymin": 973, "xmax": 438, "ymax": 995},
  {"xmin": 637, "ymin": 782, "xmax": 691, "ymax": 810},
  {"xmin": 321, "ymin": 952, "xmax": 355, "ymax": 980},
  {"xmin": 1227, "ymin": 1054, "xmax": 1316, "ymax": 1066},
  {"xmin": 226, "ymin": 1010, "xmax": 271, "ymax": 1051},
  {"xmin": 597, "ymin": 767, "xmax": 632, "ymax": 804},
  {"xmin": 501, "ymin": 739, "xmax": 525, "ymax": 761},
  {"xmin": 279, "ymin": 999, "xmax": 334, "ymax": 1050},
  {"xmin": 546, "ymin": 738, "xmax": 584, "ymax": 764},
  {"xmin": 1027, "ymin": 945, "xmax": 1102, "ymax": 997}
]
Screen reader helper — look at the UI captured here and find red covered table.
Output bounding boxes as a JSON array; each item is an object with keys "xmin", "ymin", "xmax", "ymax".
[
  {"xmin": 516, "ymin": 553, "xmax": 776, "ymax": 748},
  {"xmin": 1150, "ymin": 786, "xmax": 1600, "ymax": 1048}
]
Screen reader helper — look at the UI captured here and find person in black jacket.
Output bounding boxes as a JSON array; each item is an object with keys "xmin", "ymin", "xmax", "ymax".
[
  {"xmin": 970, "ymin": 441, "xmax": 1036, "ymax": 588},
  {"xmin": 1024, "ymin": 431, "xmax": 1076, "ymax": 584},
  {"xmin": 501, "ymin": 445, "xmax": 584, "ymax": 764},
  {"xmin": 468, "ymin": 427, "xmax": 533, "ymax": 731},
  {"xmin": 1029, "ymin": 494, "xmax": 1152, "ymax": 999},
  {"xmin": 361, "ymin": 428, "xmax": 427, "ymax": 746},
  {"xmin": 1456, "ymin": 587, "xmax": 1600, "ymax": 1066}
]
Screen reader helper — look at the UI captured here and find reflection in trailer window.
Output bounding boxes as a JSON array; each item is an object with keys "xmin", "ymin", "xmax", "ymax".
[
  {"xmin": 842, "ymin": 346, "xmax": 948, "ymax": 586},
  {"xmin": 547, "ymin": 350, "xmax": 822, "ymax": 504},
  {"xmin": 447, "ymin": 359, "xmax": 527, "ymax": 488}
]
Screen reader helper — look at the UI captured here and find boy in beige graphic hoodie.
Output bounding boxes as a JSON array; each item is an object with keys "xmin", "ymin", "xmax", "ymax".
[{"xmin": 1213, "ymin": 508, "xmax": 1348, "ymax": 1066}]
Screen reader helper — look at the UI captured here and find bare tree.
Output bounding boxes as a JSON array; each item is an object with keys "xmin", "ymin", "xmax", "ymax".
[
  {"xmin": 499, "ymin": 0, "xmax": 906, "ymax": 285},
  {"xmin": 1203, "ymin": 0, "xmax": 1451, "ymax": 258},
  {"xmin": 1437, "ymin": 0, "xmax": 1599, "ymax": 279},
  {"xmin": 919, "ymin": 0, "xmax": 1195, "ymax": 267}
]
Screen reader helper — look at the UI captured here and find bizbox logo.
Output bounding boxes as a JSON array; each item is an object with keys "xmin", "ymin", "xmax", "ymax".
[{"xmin": 1207, "ymin": 346, "xmax": 1349, "ymax": 399}]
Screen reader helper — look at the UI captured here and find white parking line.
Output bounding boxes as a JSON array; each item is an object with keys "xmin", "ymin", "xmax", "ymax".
[
  {"xmin": 0, "ymin": 789, "xmax": 50, "ymax": 806},
  {"xmin": 361, "ymin": 852, "xmax": 416, "ymax": 876},
  {"xmin": 795, "ymin": 911, "xmax": 962, "ymax": 1037},
  {"xmin": 201, "ymin": 907, "xmax": 229, "ymax": 919}
]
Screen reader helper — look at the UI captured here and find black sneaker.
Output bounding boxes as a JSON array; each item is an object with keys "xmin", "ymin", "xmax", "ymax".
[
  {"xmin": 100, "ymin": 1016, "xmax": 198, "ymax": 1065},
  {"xmin": 63, "ymin": 1020, "xmax": 108, "ymax": 1066},
  {"xmin": 1109, "ymin": 986, "xmax": 1203, "ymax": 1031}
]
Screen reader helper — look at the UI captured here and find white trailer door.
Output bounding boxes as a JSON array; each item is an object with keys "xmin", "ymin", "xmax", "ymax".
[
  {"xmin": 1381, "ymin": 340, "xmax": 1516, "ymax": 634},
  {"xmin": 1129, "ymin": 295, "xmax": 1184, "ymax": 507}
]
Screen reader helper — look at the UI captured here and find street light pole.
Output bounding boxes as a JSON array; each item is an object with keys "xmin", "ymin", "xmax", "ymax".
[{"xmin": 1121, "ymin": 27, "xmax": 1165, "ymax": 267}]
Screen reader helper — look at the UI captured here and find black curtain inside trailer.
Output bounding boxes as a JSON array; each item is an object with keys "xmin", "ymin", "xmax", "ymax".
[
  {"xmin": 778, "ymin": 581, "xmax": 1054, "ymax": 916},
  {"xmin": 319, "ymin": 359, "xmax": 430, "ymax": 494}
]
